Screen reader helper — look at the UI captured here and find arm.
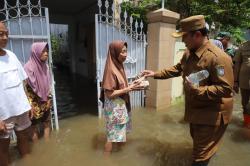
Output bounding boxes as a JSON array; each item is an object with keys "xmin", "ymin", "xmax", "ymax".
[
  {"xmin": 23, "ymin": 80, "xmax": 28, "ymax": 93},
  {"xmin": 105, "ymin": 81, "xmax": 142, "ymax": 99},
  {"xmin": 24, "ymin": 82, "xmax": 35, "ymax": 118},
  {"xmin": 233, "ymin": 49, "xmax": 242, "ymax": 82},
  {"xmin": 45, "ymin": 98, "xmax": 52, "ymax": 112},
  {"xmin": 233, "ymin": 49, "xmax": 242, "ymax": 93},
  {"xmin": 154, "ymin": 62, "xmax": 183, "ymax": 79},
  {"xmin": 143, "ymin": 53, "xmax": 185, "ymax": 79},
  {"xmin": 105, "ymin": 88, "xmax": 130, "ymax": 99}
]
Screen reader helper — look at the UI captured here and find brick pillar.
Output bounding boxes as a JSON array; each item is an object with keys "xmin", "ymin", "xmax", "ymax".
[{"xmin": 146, "ymin": 9, "xmax": 180, "ymax": 109}]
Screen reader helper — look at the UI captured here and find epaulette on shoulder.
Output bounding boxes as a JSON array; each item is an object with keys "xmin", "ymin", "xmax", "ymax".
[{"xmin": 207, "ymin": 47, "xmax": 221, "ymax": 57}]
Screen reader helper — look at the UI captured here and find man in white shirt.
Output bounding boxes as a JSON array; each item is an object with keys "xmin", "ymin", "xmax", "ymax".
[{"xmin": 0, "ymin": 22, "xmax": 31, "ymax": 166}]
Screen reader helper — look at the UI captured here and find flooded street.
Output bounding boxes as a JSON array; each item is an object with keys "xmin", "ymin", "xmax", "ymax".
[{"xmin": 12, "ymin": 69, "xmax": 250, "ymax": 166}]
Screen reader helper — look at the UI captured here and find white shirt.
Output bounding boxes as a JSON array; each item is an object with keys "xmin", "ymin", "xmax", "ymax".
[
  {"xmin": 211, "ymin": 39, "xmax": 224, "ymax": 50},
  {"xmin": 0, "ymin": 49, "xmax": 31, "ymax": 120}
]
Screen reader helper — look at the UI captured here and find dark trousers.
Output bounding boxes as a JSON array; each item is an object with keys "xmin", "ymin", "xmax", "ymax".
[
  {"xmin": 240, "ymin": 88, "xmax": 250, "ymax": 115},
  {"xmin": 192, "ymin": 160, "xmax": 209, "ymax": 166},
  {"xmin": 190, "ymin": 122, "xmax": 227, "ymax": 166}
]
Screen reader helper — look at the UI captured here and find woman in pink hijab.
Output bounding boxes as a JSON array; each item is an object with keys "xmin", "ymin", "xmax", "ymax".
[{"xmin": 24, "ymin": 42, "xmax": 52, "ymax": 142}]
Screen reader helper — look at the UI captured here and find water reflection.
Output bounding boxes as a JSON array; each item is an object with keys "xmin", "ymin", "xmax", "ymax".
[
  {"xmin": 137, "ymin": 138, "xmax": 192, "ymax": 166},
  {"xmin": 11, "ymin": 69, "xmax": 250, "ymax": 166},
  {"xmin": 54, "ymin": 67, "xmax": 97, "ymax": 119}
]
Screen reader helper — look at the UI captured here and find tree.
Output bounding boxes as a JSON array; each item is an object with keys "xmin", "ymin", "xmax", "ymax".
[
  {"xmin": 174, "ymin": 0, "xmax": 250, "ymax": 44},
  {"xmin": 122, "ymin": 0, "xmax": 250, "ymax": 44},
  {"xmin": 121, "ymin": 0, "xmax": 161, "ymax": 22}
]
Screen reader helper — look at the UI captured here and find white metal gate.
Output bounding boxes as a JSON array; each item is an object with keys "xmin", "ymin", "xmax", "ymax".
[
  {"xmin": 95, "ymin": 0, "xmax": 147, "ymax": 117},
  {"xmin": 0, "ymin": 0, "xmax": 59, "ymax": 130}
]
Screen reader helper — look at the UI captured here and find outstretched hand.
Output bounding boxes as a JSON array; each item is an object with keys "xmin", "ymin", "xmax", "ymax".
[{"xmin": 142, "ymin": 70, "xmax": 155, "ymax": 78}]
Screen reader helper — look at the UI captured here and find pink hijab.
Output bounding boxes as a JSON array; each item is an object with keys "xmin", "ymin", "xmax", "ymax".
[{"xmin": 24, "ymin": 42, "xmax": 51, "ymax": 102}]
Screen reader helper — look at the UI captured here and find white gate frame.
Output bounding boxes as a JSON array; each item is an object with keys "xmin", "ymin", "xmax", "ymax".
[
  {"xmin": 0, "ymin": 0, "xmax": 59, "ymax": 130},
  {"xmin": 95, "ymin": 0, "xmax": 147, "ymax": 118}
]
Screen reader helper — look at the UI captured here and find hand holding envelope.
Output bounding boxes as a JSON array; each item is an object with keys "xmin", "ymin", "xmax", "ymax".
[{"xmin": 132, "ymin": 74, "xmax": 150, "ymax": 90}]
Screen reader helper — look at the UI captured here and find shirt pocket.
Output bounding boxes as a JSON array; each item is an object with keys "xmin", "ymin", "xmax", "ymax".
[{"xmin": 2, "ymin": 68, "xmax": 21, "ymax": 90}]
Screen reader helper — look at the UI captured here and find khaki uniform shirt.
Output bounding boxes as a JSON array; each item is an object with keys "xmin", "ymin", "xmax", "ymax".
[
  {"xmin": 234, "ymin": 41, "xmax": 250, "ymax": 89},
  {"xmin": 154, "ymin": 41, "xmax": 234, "ymax": 126}
]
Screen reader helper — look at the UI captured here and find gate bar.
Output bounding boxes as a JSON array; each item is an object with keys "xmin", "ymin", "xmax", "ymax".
[{"xmin": 45, "ymin": 8, "xmax": 59, "ymax": 130}]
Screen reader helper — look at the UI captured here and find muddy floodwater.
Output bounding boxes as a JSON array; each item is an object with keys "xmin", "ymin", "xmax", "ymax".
[{"xmin": 11, "ymin": 69, "xmax": 250, "ymax": 166}]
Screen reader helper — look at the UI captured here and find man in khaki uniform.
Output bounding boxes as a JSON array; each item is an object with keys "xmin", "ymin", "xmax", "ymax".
[
  {"xmin": 143, "ymin": 15, "xmax": 234, "ymax": 166},
  {"xmin": 233, "ymin": 35, "xmax": 250, "ymax": 128}
]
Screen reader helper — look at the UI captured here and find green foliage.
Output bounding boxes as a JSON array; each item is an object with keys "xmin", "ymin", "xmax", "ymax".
[
  {"xmin": 121, "ymin": 0, "xmax": 161, "ymax": 21},
  {"xmin": 121, "ymin": 0, "xmax": 250, "ymax": 44},
  {"xmin": 121, "ymin": 0, "xmax": 161, "ymax": 32},
  {"xmin": 226, "ymin": 27, "xmax": 246, "ymax": 44},
  {"xmin": 185, "ymin": 0, "xmax": 250, "ymax": 44},
  {"xmin": 50, "ymin": 35, "xmax": 60, "ymax": 57}
]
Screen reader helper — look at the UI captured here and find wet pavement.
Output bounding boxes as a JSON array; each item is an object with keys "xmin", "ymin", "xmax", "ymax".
[{"xmin": 11, "ymin": 68, "xmax": 250, "ymax": 166}]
